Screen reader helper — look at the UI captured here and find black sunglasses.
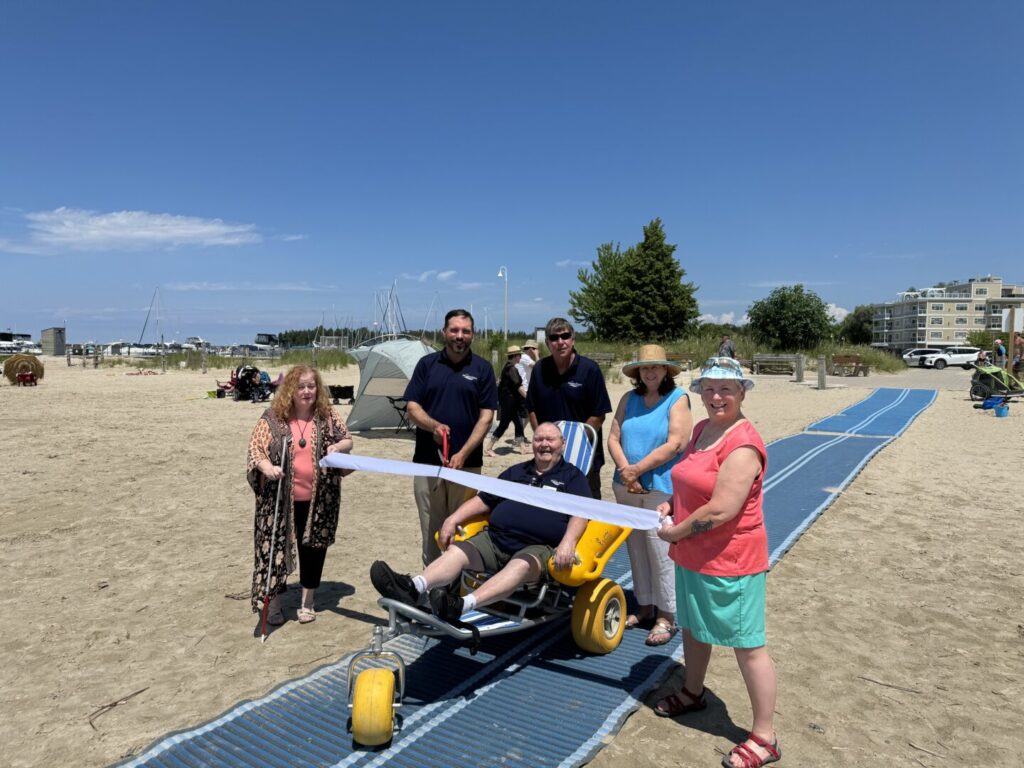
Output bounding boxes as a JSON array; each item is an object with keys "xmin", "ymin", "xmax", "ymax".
[{"xmin": 548, "ymin": 331, "xmax": 573, "ymax": 341}]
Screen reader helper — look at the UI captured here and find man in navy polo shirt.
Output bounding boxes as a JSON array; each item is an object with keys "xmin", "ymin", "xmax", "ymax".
[
  {"xmin": 369, "ymin": 423, "xmax": 590, "ymax": 622},
  {"xmin": 404, "ymin": 309, "xmax": 498, "ymax": 565},
  {"xmin": 525, "ymin": 317, "xmax": 612, "ymax": 498}
]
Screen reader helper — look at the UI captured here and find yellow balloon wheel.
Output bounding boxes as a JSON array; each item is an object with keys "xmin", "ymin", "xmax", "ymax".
[
  {"xmin": 570, "ymin": 578, "xmax": 626, "ymax": 654},
  {"xmin": 351, "ymin": 668, "xmax": 396, "ymax": 747}
]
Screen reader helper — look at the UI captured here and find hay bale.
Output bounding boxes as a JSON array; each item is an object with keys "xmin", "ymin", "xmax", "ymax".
[{"xmin": 3, "ymin": 354, "xmax": 45, "ymax": 384}]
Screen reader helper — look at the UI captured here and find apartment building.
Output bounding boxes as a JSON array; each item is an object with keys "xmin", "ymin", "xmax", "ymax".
[{"xmin": 871, "ymin": 275, "xmax": 1024, "ymax": 351}]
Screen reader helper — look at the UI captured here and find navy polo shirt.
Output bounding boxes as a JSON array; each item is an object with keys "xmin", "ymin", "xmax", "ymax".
[
  {"xmin": 478, "ymin": 457, "xmax": 592, "ymax": 554},
  {"xmin": 525, "ymin": 354, "xmax": 612, "ymax": 469},
  {"xmin": 404, "ymin": 349, "xmax": 498, "ymax": 468}
]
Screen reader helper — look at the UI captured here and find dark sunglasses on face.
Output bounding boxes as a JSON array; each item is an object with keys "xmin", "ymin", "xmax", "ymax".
[{"xmin": 548, "ymin": 331, "xmax": 573, "ymax": 341}]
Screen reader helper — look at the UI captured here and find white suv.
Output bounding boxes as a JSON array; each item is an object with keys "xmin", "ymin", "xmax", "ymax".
[
  {"xmin": 918, "ymin": 346, "xmax": 980, "ymax": 370},
  {"xmin": 901, "ymin": 348, "xmax": 943, "ymax": 365}
]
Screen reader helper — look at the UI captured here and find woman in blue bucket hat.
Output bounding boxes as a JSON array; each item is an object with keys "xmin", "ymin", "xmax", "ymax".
[{"xmin": 654, "ymin": 357, "xmax": 781, "ymax": 768}]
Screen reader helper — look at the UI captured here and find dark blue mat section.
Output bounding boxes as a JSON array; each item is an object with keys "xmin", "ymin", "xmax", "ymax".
[
  {"xmin": 121, "ymin": 388, "xmax": 936, "ymax": 768},
  {"xmin": 120, "ymin": 553, "xmax": 680, "ymax": 768},
  {"xmin": 763, "ymin": 432, "xmax": 889, "ymax": 564},
  {"xmin": 805, "ymin": 387, "xmax": 936, "ymax": 437}
]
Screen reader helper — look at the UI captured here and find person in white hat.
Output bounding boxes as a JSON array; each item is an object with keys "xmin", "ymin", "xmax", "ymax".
[
  {"xmin": 607, "ymin": 344, "xmax": 692, "ymax": 646},
  {"xmin": 654, "ymin": 356, "xmax": 780, "ymax": 768}
]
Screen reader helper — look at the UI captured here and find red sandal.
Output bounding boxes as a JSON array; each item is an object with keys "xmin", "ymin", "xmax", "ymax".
[
  {"xmin": 721, "ymin": 732, "xmax": 781, "ymax": 768},
  {"xmin": 653, "ymin": 685, "xmax": 707, "ymax": 717}
]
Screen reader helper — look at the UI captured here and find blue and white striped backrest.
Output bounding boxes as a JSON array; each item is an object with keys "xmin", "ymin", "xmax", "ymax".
[{"xmin": 556, "ymin": 420, "xmax": 597, "ymax": 475}]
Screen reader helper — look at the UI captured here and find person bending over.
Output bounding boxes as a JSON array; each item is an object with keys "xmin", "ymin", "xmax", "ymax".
[{"xmin": 370, "ymin": 422, "xmax": 590, "ymax": 622}]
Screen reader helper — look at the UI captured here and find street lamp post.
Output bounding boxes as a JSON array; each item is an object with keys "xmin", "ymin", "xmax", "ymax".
[{"xmin": 497, "ymin": 266, "xmax": 509, "ymax": 340}]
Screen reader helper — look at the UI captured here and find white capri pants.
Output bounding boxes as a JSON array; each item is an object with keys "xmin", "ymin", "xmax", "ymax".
[{"xmin": 612, "ymin": 483, "xmax": 675, "ymax": 614}]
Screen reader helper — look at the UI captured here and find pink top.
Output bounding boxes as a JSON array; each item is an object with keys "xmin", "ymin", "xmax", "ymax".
[
  {"xmin": 669, "ymin": 419, "xmax": 769, "ymax": 576},
  {"xmin": 289, "ymin": 419, "xmax": 315, "ymax": 502}
]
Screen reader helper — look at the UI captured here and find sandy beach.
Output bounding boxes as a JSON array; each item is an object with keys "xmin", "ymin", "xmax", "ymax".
[{"xmin": 1, "ymin": 359, "xmax": 1021, "ymax": 767}]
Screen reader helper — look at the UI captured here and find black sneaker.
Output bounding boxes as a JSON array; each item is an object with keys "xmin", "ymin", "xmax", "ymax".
[
  {"xmin": 369, "ymin": 561, "xmax": 419, "ymax": 605},
  {"xmin": 428, "ymin": 587, "xmax": 465, "ymax": 623}
]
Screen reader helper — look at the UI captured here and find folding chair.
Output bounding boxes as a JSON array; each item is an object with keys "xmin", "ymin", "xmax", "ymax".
[
  {"xmin": 386, "ymin": 396, "xmax": 412, "ymax": 432},
  {"xmin": 556, "ymin": 420, "xmax": 597, "ymax": 474}
]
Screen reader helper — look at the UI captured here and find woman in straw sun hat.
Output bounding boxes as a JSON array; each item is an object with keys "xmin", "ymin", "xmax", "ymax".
[
  {"xmin": 607, "ymin": 344, "xmax": 693, "ymax": 646},
  {"xmin": 653, "ymin": 356, "xmax": 780, "ymax": 768},
  {"xmin": 485, "ymin": 345, "xmax": 529, "ymax": 456}
]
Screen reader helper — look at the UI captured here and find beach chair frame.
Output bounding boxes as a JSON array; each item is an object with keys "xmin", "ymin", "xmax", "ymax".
[{"xmin": 346, "ymin": 420, "xmax": 631, "ymax": 747}]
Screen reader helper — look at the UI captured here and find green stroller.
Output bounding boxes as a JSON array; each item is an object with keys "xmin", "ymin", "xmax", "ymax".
[{"xmin": 969, "ymin": 363, "xmax": 1024, "ymax": 401}]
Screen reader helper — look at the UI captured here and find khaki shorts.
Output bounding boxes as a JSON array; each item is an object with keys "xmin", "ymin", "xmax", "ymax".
[{"xmin": 467, "ymin": 530, "xmax": 554, "ymax": 574}]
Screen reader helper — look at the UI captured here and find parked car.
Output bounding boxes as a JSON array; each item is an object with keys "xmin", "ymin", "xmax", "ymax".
[
  {"xmin": 901, "ymin": 348, "xmax": 944, "ymax": 365},
  {"xmin": 919, "ymin": 346, "xmax": 981, "ymax": 370}
]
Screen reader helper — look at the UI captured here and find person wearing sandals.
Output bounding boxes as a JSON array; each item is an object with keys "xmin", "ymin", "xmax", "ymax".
[
  {"xmin": 247, "ymin": 366, "xmax": 353, "ymax": 626},
  {"xmin": 607, "ymin": 344, "xmax": 692, "ymax": 646},
  {"xmin": 655, "ymin": 357, "xmax": 780, "ymax": 768}
]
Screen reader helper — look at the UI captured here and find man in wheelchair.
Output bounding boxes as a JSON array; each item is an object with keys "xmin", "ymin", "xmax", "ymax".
[{"xmin": 370, "ymin": 422, "xmax": 591, "ymax": 623}]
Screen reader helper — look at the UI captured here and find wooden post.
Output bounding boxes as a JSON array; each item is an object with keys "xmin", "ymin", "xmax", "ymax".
[
  {"xmin": 1006, "ymin": 308, "xmax": 1016, "ymax": 371},
  {"xmin": 201, "ymin": 347, "xmax": 208, "ymax": 375},
  {"xmin": 817, "ymin": 355, "xmax": 827, "ymax": 390},
  {"xmin": 795, "ymin": 355, "xmax": 805, "ymax": 383}
]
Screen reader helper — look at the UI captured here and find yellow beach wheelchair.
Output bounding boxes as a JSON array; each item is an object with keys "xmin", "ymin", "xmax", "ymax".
[{"xmin": 346, "ymin": 421, "xmax": 633, "ymax": 746}]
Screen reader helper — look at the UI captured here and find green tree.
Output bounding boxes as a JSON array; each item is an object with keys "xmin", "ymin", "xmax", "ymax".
[
  {"xmin": 747, "ymin": 284, "xmax": 833, "ymax": 351},
  {"xmin": 568, "ymin": 218, "xmax": 699, "ymax": 341},
  {"xmin": 835, "ymin": 304, "xmax": 875, "ymax": 345}
]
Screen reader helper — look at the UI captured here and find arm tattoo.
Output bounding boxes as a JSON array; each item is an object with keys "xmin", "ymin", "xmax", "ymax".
[{"xmin": 688, "ymin": 520, "xmax": 713, "ymax": 536}]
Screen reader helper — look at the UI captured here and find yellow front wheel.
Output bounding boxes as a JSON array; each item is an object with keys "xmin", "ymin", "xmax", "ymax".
[
  {"xmin": 571, "ymin": 578, "xmax": 626, "ymax": 654},
  {"xmin": 351, "ymin": 668, "xmax": 396, "ymax": 747}
]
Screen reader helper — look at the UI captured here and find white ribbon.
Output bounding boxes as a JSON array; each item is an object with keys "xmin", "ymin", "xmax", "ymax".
[{"xmin": 320, "ymin": 453, "xmax": 659, "ymax": 530}]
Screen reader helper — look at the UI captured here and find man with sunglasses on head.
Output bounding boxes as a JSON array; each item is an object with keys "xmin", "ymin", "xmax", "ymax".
[
  {"xmin": 525, "ymin": 317, "xmax": 612, "ymax": 498},
  {"xmin": 404, "ymin": 309, "xmax": 498, "ymax": 565}
]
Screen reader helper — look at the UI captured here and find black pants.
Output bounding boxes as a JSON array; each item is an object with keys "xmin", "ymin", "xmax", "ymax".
[
  {"xmin": 294, "ymin": 500, "xmax": 327, "ymax": 589},
  {"xmin": 491, "ymin": 396, "xmax": 525, "ymax": 441},
  {"xmin": 587, "ymin": 466, "xmax": 602, "ymax": 500}
]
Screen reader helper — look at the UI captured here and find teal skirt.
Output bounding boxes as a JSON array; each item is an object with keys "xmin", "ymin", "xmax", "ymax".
[{"xmin": 675, "ymin": 566, "xmax": 766, "ymax": 648}]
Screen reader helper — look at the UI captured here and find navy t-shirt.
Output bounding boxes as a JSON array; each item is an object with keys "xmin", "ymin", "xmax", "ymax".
[
  {"xmin": 478, "ymin": 457, "xmax": 592, "ymax": 554},
  {"xmin": 525, "ymin": 354, "xmax": 612, "ymax": 469},
  {"xmin": 404, "ymin": 349, "xmax": 498, "ymax": 468}
]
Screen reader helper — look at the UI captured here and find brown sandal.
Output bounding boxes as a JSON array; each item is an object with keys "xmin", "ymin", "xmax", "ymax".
[{"xmin": 653, "ymin": 685, "xmax": 707, "ymax": 717}]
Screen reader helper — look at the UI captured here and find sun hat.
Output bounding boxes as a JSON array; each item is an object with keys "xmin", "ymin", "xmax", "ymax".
[
  {"xmin": 506, "ymin": 345, "xmax": 522, "ymax": 356},
  {"xmin": 621, "ymin": 344, "xmax": 682, "ymax": 378},
  {"xmin": 522, "ymin": 340, "xmax": 538, "ymax": 349},
  {"xmin": 689, "ymin": 356, "xmax": 755, "ymax": 393}
]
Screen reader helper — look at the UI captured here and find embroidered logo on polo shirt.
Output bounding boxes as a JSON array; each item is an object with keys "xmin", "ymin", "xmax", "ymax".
[
  {"xmin": 547, "ymin": 479, "xmax": 565, "ymax": 488},
  {"xmin": 462, "ymin": 374, "xmax": 478, "ymax": 381},
  {"xmin": 567, "ymin": 381, "xmax": 583, "ymax": 388}
]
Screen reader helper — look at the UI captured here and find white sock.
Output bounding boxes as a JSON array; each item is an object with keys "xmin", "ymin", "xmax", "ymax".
[
  {"xmin": 462, "ymin": 593, "xmax": 478, "ymax": 612},
  {"xmin": 412, "ymin": 575, "xmax": 427, "ymax": 594}
]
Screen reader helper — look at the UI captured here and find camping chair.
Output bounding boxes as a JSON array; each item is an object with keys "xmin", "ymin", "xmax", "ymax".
[
  {"xmin": 556, "ymin": 420, "xmax": 597, "ymax": 475},
  {"xmin": 386, "ymin": 396, "xmax": 412, "ymax": 432}
]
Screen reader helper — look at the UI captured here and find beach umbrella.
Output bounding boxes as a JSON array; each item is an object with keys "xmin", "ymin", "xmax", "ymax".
[
  {"xmin": 3, "ymin": 354, "xmax": 45, "ymax": 384},
  {"xmin": 261, "ymin": 436, "xmax": 291, "ymax": 643}
]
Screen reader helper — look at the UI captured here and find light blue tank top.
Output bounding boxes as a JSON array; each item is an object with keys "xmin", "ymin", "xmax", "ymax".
[{"xmin": 612, "ymin": 388, "xmax": 687, "ymax": 494}]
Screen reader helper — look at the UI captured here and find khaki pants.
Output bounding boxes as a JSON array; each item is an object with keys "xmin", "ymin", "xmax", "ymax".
[{"xmin": 413, "ymin": 469, "xmax": 480, "ymax": 566}]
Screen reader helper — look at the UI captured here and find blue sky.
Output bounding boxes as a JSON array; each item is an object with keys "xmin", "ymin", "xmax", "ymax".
[{"xmin": 1, "ymin": 1, "xmax": 1021, "ymax": 344}]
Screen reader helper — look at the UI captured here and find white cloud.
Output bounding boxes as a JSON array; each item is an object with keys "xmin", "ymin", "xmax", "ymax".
[
  {"xmin": 399, "ymin": 270, "xmax": 436, "ymax": 282},
  {"xmin": 827, "ymin": 303, "xmax": 850, "ymax": 322},
  {"xmin": 276, "ymin": 234, "xmax": 308, "ymax": 242},
  {"xmin": 23, "ymin": 207, "xmax": 261, "ymax": 250},
  {"xmin": 165, "ymin": 281, "xmax": 332, "ymax": 292},
  {"xmin": 555, "ymin": 259, "xmax": 589, "ymax": 268},
  {"xmin": 698, "ymin": 312, "xmax": 749, "ymax": 326},
  {"xmin": 437, "ymin": 270, "xmax": 456, "ymax": 281}
]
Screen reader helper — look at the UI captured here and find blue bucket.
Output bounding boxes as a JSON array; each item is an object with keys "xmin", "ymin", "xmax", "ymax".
[{"xmin": 994, "ymin": 404, "xmax": 1009, "ymax": 418}]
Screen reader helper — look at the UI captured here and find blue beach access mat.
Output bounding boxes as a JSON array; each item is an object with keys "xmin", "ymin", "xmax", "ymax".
[{"xmin": 121, "ymin": 387, "xmax": 935, "ymax": 768}]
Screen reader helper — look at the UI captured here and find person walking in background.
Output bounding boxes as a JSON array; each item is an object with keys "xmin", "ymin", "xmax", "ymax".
[
  {"xmin": 525, "ymin": 317, "xmax": 612, "ymax": 498},
  {"xmin": 404, "ymin": 309, "xmax": 498, "ymax": 565},
  {"xmin": 516, "ymin": 339, "xmax": 539, "ymax": 434},
  {"xmin": 654, "ymin": 357, "xmax": 779, "ymax": 768},
  {"xmin": 993, "ymin": 338, "xmax": 1007, "ymax": 368},
  {"xmin": 247, "ymin": 366, "xmax": 353, "ymax": 625},
  {"xmin": 485, "ymin": 345, "xmax": 529, "ymax": 456},
  {"xmin": 607, "ymin": 344, "xmax": 692, "ymax": 646},
  {"xmin": 1012, "ymin": 332, "xmax": 1023, "ymax": 375},
  {"xmin": 717, "ymin": 334, "xmax": 736, "ymax": 359}
]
